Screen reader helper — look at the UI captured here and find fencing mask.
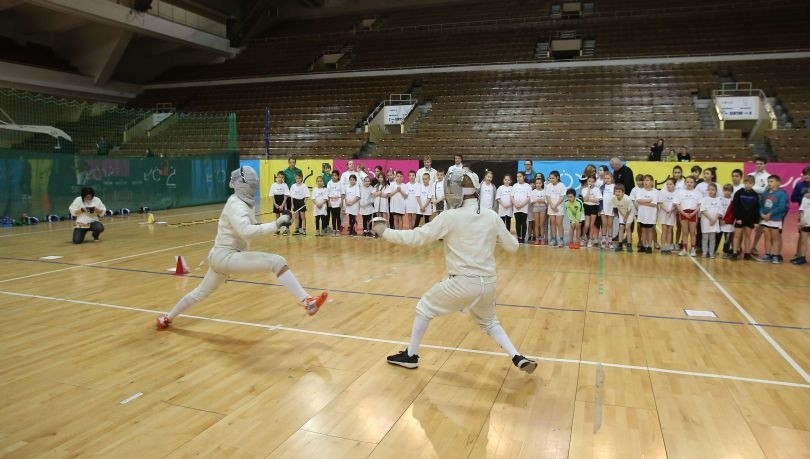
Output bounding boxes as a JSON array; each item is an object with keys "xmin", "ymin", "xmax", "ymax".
[
  {"xmin": 444, "ymin": 168, "xmax": 480, "ymax": 210},
  {"xmin": 229, "ymin": 166, "xmax": 260, "ymax": 206}
]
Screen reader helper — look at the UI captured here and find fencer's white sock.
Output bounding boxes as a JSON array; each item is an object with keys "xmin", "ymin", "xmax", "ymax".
[
  {"xmin": 408, "ymin": 315, "xmax": 430, "ymax": 357},
  {"xmin": 278, "ymin": 270, "xmax": 309, "ymax": 303},
  {"xmin": 488, "ymin": 325, "xmax": 519, "ymax": 358},
  {"xmin": 167, "ymin": 295, "xmax": 194, "ymax": 320}
]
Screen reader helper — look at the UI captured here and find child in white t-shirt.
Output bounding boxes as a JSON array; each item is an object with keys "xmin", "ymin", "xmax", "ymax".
[
  {"xmin": 580, "ymin": 176, "xmax": 602, "ymax": 248},
  {"xmin": 612, "ymin": 183, "xmax": 635, "ymax": 252},
  {"xmin": 657, "ymin": 178, "xmax": 677, "ymax": 254},
  {"xmin": 496, "ymin": 174, "xmax": 514, "ymax": 232},
  {"xmin": 326, "ymin": 170, "xmax": 344, "ymax": 236},
  {"xmin": 289, "ymin": 172, "xmax": 310, "ymax": 235},
  {"xmin": 479, "ymin": 171, "xmax": 496, "ymax": 212},
  {"xmin": 360, "ymin": 176, "xmax": 375, "ymax": 236},
  {"xmin": 270, "ymin": 171, "xmax": 290, "ymax": 235},
  {"xmin": 718, "ymin": 184, "xmax": 735, "ymax": 258},
  {"xmin": 675, "ymin": 176, "xmax": 701, "ymax": 256},
  {"xmin": 344, "ymin": 175, "xmax": 361, "ymax": 236},
  {"xmin": 312, "ymin": 175, "xmax": 328, "ymax": 236},
  {"xmin": 512, "ymin": 171, "xmax": 532, "ymax": 243},
  {"xmin": 635, "ymin": 175, "xmax": 659, "ymax": 254},
  {"xmin": 545, "ymin": 171, "xmax": 567, "ymax": 247},
  {"xmin": 433, "ymin": 170, "xmax": 446, "ymax": 214},
  {"xmin": 600, "ymin": 173, "xmax": 615, "ymax": 249},
  {"xmin": 628, "ymin": 174, "xmax": 644, "ymax": 249},
  {"xmin": 699, "ymin": 183, "xmax": 723, "ymax": 258},
  {"xmin": 405, "ymin": 171, "xmax": 419, "ymax": 229},
  {"xmin": 387, "ymin": 171, "xmax": 407, "ymax": 230},
  {"xmin": 530, "ymin": 175, "xmax": 547, "ymax": 245},
  {"xmin": 415, "ymin": 172, "xmax": 435, "ymax": 227}
]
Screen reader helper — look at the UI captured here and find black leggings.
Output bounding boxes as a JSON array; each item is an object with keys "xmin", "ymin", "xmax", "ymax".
[
  {"xmin": 315, "ymin": 215, "xmax": 328, "ymax": 230},
  {"xmin": 414, "ymin": 214, "xmax": 431, "ymax": 227},
  {"xmin": 329, "ymin": 207, "xmax": 340, "ymax": 230},
  {"xmin": 501, "ymin": 216, "xmax": 512, "ymax": 231},
  {"xmin": 348, "ymin": 215, "xmax": 357, "ymax": 234},
  {"xmin": 716, "ymin": 232, "xmax": 732, "ymax": 254},
  {"xmin": 72, "ymin": 222, "xmax": 104, "ymax": 244},
  {"xmin": 514, "ymin": 212, "xmax": 527, "ymax": 241},
  {"xmin": 362, "ymin": 214, "xmax": 372, "ymax": 232}
]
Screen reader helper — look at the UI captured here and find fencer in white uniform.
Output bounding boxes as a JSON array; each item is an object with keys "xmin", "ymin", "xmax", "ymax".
[
  {"xmin": 156, "ymin": 166, "xmax": 327, "ymax": 329},
  {"xmin": 373, "ymin": 170, "xmax": 537, "ymax": 373}
]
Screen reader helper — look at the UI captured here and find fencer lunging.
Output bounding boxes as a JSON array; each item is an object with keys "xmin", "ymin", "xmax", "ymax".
[
  {"xmin": 373, "ymin": 169, "xmax": 537, "ymax": 374},
  {"xmin": 156, "ymin": 166, "xmax": 327, "ymax": 329}
]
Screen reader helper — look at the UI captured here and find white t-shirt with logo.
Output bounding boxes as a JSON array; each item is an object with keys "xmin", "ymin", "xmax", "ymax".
[
  {"xmin": 512, "ymin": 182, "xmax": 532, "ymax": 214},
  {"xmin": 289, "ymin": 183, "xmax": 309, "ymax": 201},
  {"xmin": 496, "ymin": 185, "xmax": 513, "ymax": 217},
  {"xmin": 311, "ymin": 187, "xmax": 328, "ymax": 216},
  {"xmin": 675, "ymin": 188, "xmax": 701, "ymax": 211},
  {"xmin": 635, "ymin": 188, "xmax": 659, "ymax": 225},
  {"xmin": 479, "ymin": 182, "xmax": 496, "ymax": 211}
]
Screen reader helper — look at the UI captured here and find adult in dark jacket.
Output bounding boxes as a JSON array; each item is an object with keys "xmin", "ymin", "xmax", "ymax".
[{"xmin": 610, "ymin": 157, "xmax": 635, "ymax": 195}]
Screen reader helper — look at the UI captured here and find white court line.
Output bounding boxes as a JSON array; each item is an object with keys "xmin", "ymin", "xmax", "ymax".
[
  {"xmin": 0, "ymin": 240, "xmax": 213, "ymax": 284},
  {"xmin": 0, "ymin": 208, "xmax": 223, "ymax": 239},
  {"xmin": 689, "ymin": 257, "xmax": 810, "ymax": 383},
  {"xmin": 1, "ymin": 289, "xmax": 808, "ymax": 390}
]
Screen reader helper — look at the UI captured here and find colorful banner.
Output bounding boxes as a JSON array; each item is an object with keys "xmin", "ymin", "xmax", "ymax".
[
  {"xmin": 261, "ymin": 159, "xmax": 330, "ymax": 194},
  {"xmin": 627, "ymin": 161, "xmax": 743, "ymax": 190},
  {"xmin": 1, "ymin": 149, "xmax": 238, "ymax": 219},
  {"xmin": 744, "ymin": 161, "xmax": 808, "ymax": 214}
]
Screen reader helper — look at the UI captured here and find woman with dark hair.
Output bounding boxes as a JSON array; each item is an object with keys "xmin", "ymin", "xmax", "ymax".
[{"xmin": 68, "ymin": 187, "xmax": 106, "ymax": 244}]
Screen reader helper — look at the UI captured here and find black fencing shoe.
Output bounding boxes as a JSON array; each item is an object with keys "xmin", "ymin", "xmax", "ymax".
[
  {"xmin": 512, "ymin": 354, "xmax": 538, "ymax": 374},
  {"xmin": 387, "ymin": 349, "xmax": 419, "ymax": 369}
]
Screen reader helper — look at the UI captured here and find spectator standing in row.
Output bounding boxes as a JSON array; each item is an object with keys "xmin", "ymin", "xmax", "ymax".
[
  {"xmin": 283, "ymin": 157, "xmax": 302, "ymax": 188},
  {"xmin": 416, "ymin": 155, "xmax": 437, "ymax": 186},
  {"xmin": 610, "ymin": 157, "xmax": 635, "ymax": 198}
]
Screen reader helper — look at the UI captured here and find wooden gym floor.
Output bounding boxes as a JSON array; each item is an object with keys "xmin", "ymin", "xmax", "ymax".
[{"xmin": 0, "ymin": 201, "xmax": 808, "ymax": 458}]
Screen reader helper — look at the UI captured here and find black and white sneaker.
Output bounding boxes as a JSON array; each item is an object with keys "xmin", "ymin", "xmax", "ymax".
[
  {"xmin": 387, "ymin": 349, "xmax": 419, "ymax": 369},
  {"xmin": 512, "ymin": 354, "xmax": 538, "ymax": 374}
]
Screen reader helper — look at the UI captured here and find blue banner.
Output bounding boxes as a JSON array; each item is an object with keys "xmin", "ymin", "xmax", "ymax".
[{"xmin": 518, "ymin": 160, "xmax": 607, "ymax": 191}]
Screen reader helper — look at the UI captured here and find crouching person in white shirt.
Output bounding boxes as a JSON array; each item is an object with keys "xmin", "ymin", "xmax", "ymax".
[
  {"xmin": 156, "ymin": 166, "xmax": 327, "ymax": 329},
  {"xmin": 372, "ymin": 170, "xmax": 537, "ymax": 374},
  {"xmin": 69, "ymin": 187, "xmax": 106, "ymax": 244}
]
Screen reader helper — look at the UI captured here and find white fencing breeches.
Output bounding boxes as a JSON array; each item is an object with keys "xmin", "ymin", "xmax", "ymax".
[
  {"xmin": 415, "ymin": 275, "xmax": 500, "ymax": 332},
  {"xmin": 167, "ymin": 248, "xmax": 287, "ymax": 319}
]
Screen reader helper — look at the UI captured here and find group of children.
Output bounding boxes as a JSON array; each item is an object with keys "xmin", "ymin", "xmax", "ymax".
[
  {"xmin": 269, "ymin": 166, "xmax": 446, "ymax": 237},
  {"xmin": 489, "ymin": 160, "xmax": 809, "ymax": 265},
  {"xmin": 267, "ymin": 156, "xmax": 810, "ymax": 266}
]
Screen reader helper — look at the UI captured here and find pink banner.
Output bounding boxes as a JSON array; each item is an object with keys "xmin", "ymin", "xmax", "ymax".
[
  {"xmin": 743, "ymin": 161, "xmax": 808, "ymax": 214},
  {"xmin": 332, "ymin": 159, "xmax": 420, "ymax": 178}
]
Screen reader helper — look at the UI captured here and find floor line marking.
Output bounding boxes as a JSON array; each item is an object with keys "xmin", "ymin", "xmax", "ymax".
[
  {"xmin": 0, "ymin": 240, "xmax": 213, "ymax": 284},
  {"xmin": 0, "ymin": 289, "xmax": 808, "ymax": 390},
  {"xmin": 689, "ymin": 257, "xmax": 810, "ymax": 383},
  {"xmin": 2, "ymin": 255, "xmax": 809, "ymax": 332}
]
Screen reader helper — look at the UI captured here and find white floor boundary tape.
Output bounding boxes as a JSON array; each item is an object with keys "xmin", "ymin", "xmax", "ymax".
[
  {"xmin": 0, "ymin": 289, "xmax": 808, "ymax": 390},
  {"xmin": 0, "ymin": 239, "xmax": 213, "ymax": 284},
  {"xmin": 689, "ymin": 257, "xmax": 810, "ymax": 384}
]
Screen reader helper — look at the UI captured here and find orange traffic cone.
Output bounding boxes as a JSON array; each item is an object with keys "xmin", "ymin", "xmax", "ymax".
[{"xmin": 174, "ymin": 255, "xmax": 190, "ymax": 275}]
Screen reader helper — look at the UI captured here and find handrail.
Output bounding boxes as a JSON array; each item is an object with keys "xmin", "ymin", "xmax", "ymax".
[
  {"xmin": 150, "ymin": 49, "xmax": 810, "ymax": 87},
  {"xmin": 249, "ymin": 0, "xmax": 808, "ymax": 43}
]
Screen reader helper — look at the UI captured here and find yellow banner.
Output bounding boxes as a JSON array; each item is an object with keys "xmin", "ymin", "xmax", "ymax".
[
  {"xmin": 626, "ymin": 161, "xmax": 744, "ymax": 189},
  {"xmin": 260, "ymin": 159, "xmax": 332, "ymax": 196}
]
